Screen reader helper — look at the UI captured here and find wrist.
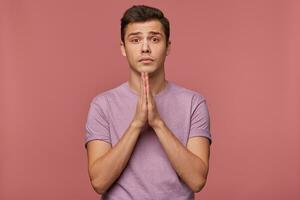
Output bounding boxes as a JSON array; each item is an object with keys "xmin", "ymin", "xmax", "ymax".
[
  {"xmin": 151, "ymin": 119, "xmax": 165, "ymax": 130},
  {"xmin": 130, "ymin": 120, "xmax": 144, "ymax": 131}
]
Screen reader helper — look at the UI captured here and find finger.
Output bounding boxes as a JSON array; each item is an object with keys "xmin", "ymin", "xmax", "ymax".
[
  {"xmin": 148, "ymin": 75, "xmax": 155, "ymax": 106},
  {"xmin": 140, "ymin": 72, "xmax": 144, "ymax": 105},
  {"xmin": 145, "ymin": 73, "xmax": 152, "ymax": 107},
  {"xmin": 142, "ymin": 72, "xmax": 145, "ymax": 104},
  {"xmin": 143, "ymin": 73, "xmax": 148, "ymax": 107},
  {"xmin": 144, "ymin": 72, "xmax": 147, "ymax": 105},
  {"xmin": 143, "ymin": 73, "xmax": 147, "ymax": 100}
]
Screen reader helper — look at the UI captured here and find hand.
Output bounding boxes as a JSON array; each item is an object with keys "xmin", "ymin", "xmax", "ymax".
[
  {"xmin": 144, "ymin": 72, "xmax": 163, "ymax": 129},
  {"xmin": 131, "ymin": 72, "xmax": 148, "ymax": 130}
]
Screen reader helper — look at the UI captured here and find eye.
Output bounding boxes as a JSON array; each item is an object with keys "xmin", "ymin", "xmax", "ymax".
[
  {"xmin": 151, "ymin": 37, "xmax": 160, "ymax": 42},
  {"xmin": 130, "ymin": 38, "xmax": 140, "ymax": 43}
]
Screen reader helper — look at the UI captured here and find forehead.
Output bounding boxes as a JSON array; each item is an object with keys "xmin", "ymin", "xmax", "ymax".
[{"xmin": 125, "ymin": 20, "xmax": 164, "ymax": 38}]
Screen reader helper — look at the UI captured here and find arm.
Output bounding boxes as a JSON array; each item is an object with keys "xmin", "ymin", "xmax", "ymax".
[
  {"xmin": 142, "ymin": 72, "xmax": 211, "ymax": 192},
  {"xmin": 87, "ymin": 122, "xmax": 142, "ymax": 195},
  {"xmin": 87, "ymin": 72, "xmax": 149, "ymax": 194},
  {"xmin": 152, "ymin": 121, "xmax": 210, "ymax": 193}
]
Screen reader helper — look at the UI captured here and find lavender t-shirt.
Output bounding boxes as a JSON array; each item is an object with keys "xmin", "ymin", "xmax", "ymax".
[{"xmin": 84, "ymin": 80, "xmax": 212, "ymax": 200}]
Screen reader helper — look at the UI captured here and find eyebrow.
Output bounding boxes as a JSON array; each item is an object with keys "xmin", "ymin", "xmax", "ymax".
[{"xmin": 127, "ymin": 31, "xmax": 163, "ymax": 38}]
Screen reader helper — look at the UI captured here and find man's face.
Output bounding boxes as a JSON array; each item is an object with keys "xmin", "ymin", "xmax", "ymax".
[{"xmin": 120, "ymin": 20, "xmax": 171, "ymax": 76}]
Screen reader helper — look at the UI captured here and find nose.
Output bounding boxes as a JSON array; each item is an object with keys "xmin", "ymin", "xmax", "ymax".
[{"xmin": 141, "ymin": 39, "xmax": 151, "ymax": 53}]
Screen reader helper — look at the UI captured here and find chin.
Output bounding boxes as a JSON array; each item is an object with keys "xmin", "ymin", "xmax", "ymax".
[
  {"xmin": 140, "ymin": 67, "xmax": 156, "ymax": 73},
  {"xmin": 131, "ymin": 64, "xmax": 159, "ymax": 74}
]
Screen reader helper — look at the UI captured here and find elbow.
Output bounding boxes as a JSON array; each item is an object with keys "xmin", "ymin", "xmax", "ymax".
[
  {"xmin": 191, "ymin": 176, "xmax": 207, "ymax": 193},
  {"xmin": 89, "ymin": 165, "xmax": 110, "ymax": 195},
  {"xmin": 192, "ymin": 160, "xmax": 209, "ymax": 193},
  {"xmin": 91, "ymin": 178, "xmax": 108, "ymax": 195}
]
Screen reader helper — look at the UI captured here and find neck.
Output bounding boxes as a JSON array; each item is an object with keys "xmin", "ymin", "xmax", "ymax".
[{"xmin": 128, "ymin": 69, "xmax": 167, "ymax": 96}]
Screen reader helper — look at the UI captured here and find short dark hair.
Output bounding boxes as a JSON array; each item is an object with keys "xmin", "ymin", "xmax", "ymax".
[{"xmin": 120, "ymin": 5, "xmax": 170, "ymax": 46}]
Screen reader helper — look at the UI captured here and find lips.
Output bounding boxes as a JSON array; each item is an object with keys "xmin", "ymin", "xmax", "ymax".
[{"xmin": 139, "ymin": 57, "xmax": 154, "ymax": 62}]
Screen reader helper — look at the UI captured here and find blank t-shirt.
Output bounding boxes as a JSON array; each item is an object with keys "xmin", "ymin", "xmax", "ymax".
[{"xmin": 84, "ymin": 80, "xmax": 212, "ymax": 200}]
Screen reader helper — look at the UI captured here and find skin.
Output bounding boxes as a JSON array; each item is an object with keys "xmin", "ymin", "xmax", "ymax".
[
  {"xmin": 87, "ymin": 19, "xmax": 210, "ymax": 195},
  {"xmin": 120, "ymin": 20, "xmax": 171, "ymax": 99}
]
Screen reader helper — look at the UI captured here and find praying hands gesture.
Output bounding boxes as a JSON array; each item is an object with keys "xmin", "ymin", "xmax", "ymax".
[{"xmin": 131, "ymin": 72, "xmax": 163, "ymax": 130}]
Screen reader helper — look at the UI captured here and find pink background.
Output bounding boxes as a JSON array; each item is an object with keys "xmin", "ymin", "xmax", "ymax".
[{"xmin": 1, "ymin": 0, "xmax": 299, "ymax": 199}]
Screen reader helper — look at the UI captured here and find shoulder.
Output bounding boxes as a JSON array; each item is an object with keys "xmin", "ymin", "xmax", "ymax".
[
  {"xmin": 89, "ymin": 82, "xmax": 125, "ymax": 109},
  {"xmin": 169, "ymin": 81, "xmax": 206, "ymax": 102}
]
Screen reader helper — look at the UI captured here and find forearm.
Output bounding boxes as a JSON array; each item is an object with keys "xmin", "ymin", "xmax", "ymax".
[
  {"xmin": 90, "ymin": 122, "xmax": 142, "ymax": 194},
  {"xmin": 152, "ymin": 121, "xmax": 208, "ymax": 192}
]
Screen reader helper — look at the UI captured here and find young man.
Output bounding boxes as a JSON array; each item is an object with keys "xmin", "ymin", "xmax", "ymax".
[{"xmin": 84, "ymin": 5, "xmax": 212, "ymax": 200}]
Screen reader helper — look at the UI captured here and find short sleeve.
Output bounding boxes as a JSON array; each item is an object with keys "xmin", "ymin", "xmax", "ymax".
[
  {"xmin": 84, "ymin": 96, "xmax": 111, "ymax": 149},
  {"xmin": 189, "ymin": 94, "xmax": 212, "ymax": 145}
]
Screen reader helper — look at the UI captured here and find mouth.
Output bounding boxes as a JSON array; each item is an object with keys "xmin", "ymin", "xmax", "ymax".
[
  {"xmin": 140, "ymin": 59, "xmax": 153, "ymax": 64},
  {"xmin": 139, "ymin": 58, "xmax": 154, "ymax": 64}
]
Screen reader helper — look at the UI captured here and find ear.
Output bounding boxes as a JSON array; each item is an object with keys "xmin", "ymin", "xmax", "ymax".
[
  {"xmin": 120, "ymin": 41, "xmax": 127, "ymax": 57},
  {"xmin": 166, "ymin": 41, "xmax": 171, "ymax": 56}
]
